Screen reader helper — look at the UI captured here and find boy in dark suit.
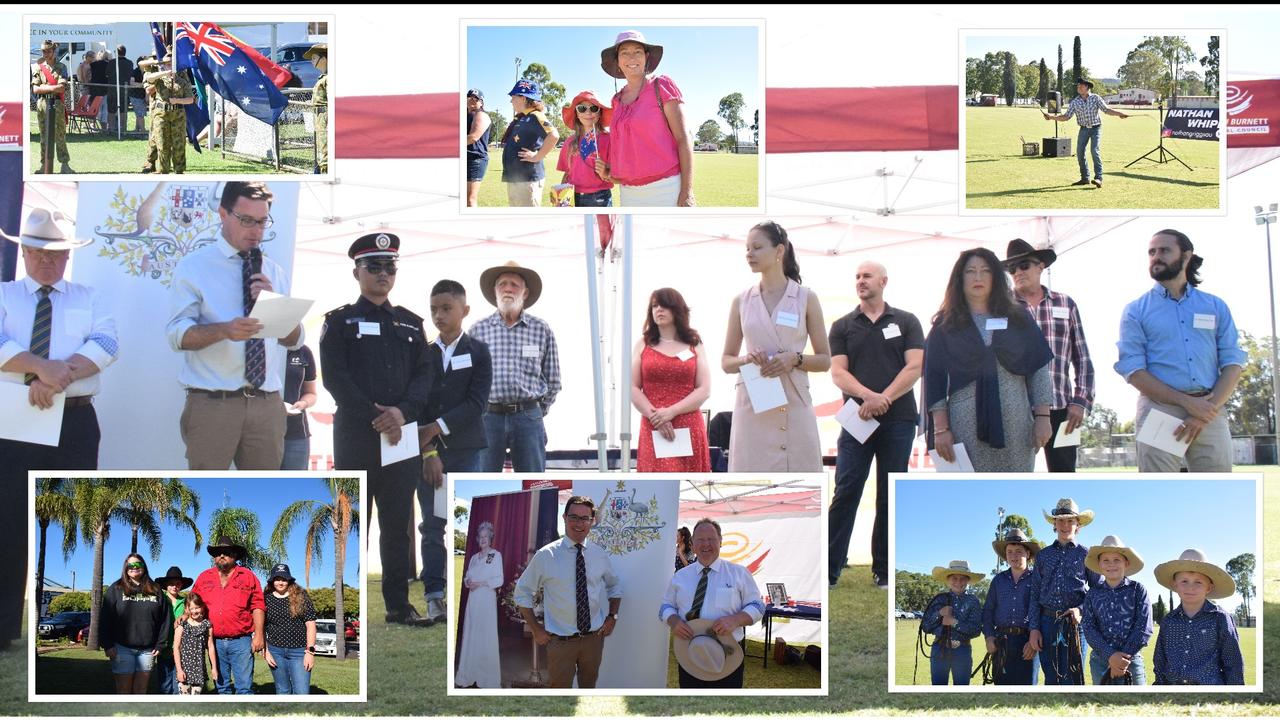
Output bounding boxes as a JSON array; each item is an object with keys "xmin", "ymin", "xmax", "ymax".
[{"xmin": 417, "ymin": 279, "xmax": 492, "ymax": 624}]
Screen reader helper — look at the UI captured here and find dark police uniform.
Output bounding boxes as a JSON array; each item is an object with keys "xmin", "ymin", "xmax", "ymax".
[{"xmin": 319, "ymin": 233, "xmax": 434, "ymax": 622}]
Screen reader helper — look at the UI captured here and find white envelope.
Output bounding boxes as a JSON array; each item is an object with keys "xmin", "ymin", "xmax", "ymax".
[
  {"xmin": 1136, "ymin": 408, "xmax": 1191, "ymax": 458},
  {"xmin": 652, "ymin": 427, "xmax": 694, "ymax": 458},
  {"xmin": 380, "ymin": 421, "xmax": 420, "ymax": 466},
  {"xmin": 284, "ymin": 401, "xmax": 302, "ymax": 416},
  {"xmin": 250, "ymin": 290, "xmax": 314, "ymax": 339},
  {"xmin": 0, "ymin": 382, "xmax": 65, "ymax": 446},
  {"xmin": 1053, "ymin": 422, "xmax": 1082, "ymax": 448},
  {"xmin": 433, "ymin": 478, "xmax": 448, "ymax": 519},
  {"xmin": 929, "ymin": 442, "xmax": 974, "ymax": 472},
  {"xmin": 834, "ymin": 398, "xmax": 880, "ymax": 443},
  {"xmin": 739, "ymin": 363, "xmax": 787, "ymax": 413}
]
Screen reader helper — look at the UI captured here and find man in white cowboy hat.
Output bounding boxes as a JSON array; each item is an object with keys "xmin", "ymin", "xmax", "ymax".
[
  {"xmin": 1116, "ymin": 229, "xmax": 1244, "ymax": 473},
  {"xmin": 469, "ymin": 261, "xmax": 561, "ymax": 472},
  {"xmin": 1152, "ymin": 549, "xmax": 1245, "ymax": 685},
  {"xmin": 922, "ymin": 560, "xmax": 983, "ymax": 685},
  {"xmin": 190, "ymin": 535, "xmax": 265, "ymax": 694},
  {"xmin": 982, "ymin": 528, "xmax": 1042, "ymax": 684},
  {"xmin": 1003, "ymin": 239, "xmax": 1094, "ymax": 472},
  {"xmin": 166, "ymin": 181, "xmax": 304, "ymax": 470},
  {"xmin": 1027, "ymin": 498, "xmax": 1102, "ymax": 685},
  {"xmin": 1080, "ymin": 535, "xmax": 1152, "ymax": 685},
  {"xmin": 660, "ymin": 518, "xmax": 764, "ymax": 688}
]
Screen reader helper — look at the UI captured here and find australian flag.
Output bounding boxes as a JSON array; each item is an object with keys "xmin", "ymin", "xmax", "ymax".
[{"xmin": 174, "ymin": 22, "xmax": 288, "ymax": 128}]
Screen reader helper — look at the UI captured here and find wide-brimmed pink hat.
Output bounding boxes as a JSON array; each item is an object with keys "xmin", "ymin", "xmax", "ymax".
[
  {"xmin": 600, "ymin": 30, "xmax": 663, "ymax": 79},
  {"xmin": 561, "ymin": 90, "xmax": 613, "ymax": 130}
]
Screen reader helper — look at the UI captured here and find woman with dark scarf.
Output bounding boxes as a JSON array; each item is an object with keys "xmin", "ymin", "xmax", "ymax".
[{"xmin": 924, "ymin": 248, "xmax": 1054, "ymax": 472}]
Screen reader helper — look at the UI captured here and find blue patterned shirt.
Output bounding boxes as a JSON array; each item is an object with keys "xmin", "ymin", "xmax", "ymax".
[
  {"xmin": 982, "ymin": 568, "xmax": 1039, "ymax": 637},
  {"xmin": 1114, "ymin": 284, "xmax": 1246, "ymax": 393},
  {"xmin": 1153, "ymin": 601, "xmax": 1244, "ymax": 685},
  {"xmin": 469, "ymin": 311, "xmax": 561, "ymax": 407},
  {"xmin": 1081, "ymin": 577, "xmax": 1153, "ymax": 657},
  {"xmin": 1061, "ymin": 92, "xmax": 1111, "ymax": 127},
  {"xmin": 1028, "ymin": 539, "xmax": 1103, "ymax": 614},
  {"xmin": 923, "ymin": 590, "xmax": 982, "ymax": 641}
]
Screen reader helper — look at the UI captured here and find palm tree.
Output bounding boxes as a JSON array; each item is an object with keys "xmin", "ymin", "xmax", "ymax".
[
  {"xmin": 207, "ymin": 506, "xmax": 273, "ymax": 574},
  {"xmin": 119, "ymin": 478, "xmax": 204, "ymax": 560},
  {"xmin": 34, "ymin": 479, "xmax": 77, "ymax": 619},
  {"xmin": 269, "ymin": 478, "xmax": 360, "ymax": 661}
]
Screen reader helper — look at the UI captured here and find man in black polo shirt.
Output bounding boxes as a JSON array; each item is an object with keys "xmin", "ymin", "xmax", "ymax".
[{"xmin": 828, "ymin": 261, "xmax": 924, "ymax": 589}]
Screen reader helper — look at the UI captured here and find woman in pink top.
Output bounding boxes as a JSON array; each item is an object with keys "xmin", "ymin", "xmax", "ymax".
[
  {"xmin": 598, "ymin": 30, "xmax": 694, "ymax": 207},
  {"xmin": 555, "ymin": 90, "xmax": 614, "ymax": 207}
]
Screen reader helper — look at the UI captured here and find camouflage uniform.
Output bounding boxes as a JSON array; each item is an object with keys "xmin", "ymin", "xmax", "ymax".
[
  {"xmin": 148, "ymin": 71, "xmax": 193, "ymax": 173},
  {"xmin": 31, "ymin": 60, "xmax": 70, "ymax": 166},
  {"xmin": 313, "ymin": 72, "xmax": 328, "ymax": 173}
]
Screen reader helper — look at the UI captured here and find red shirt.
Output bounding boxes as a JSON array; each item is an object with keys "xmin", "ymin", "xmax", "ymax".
[
  {"xmin": 192, "ymin": 566, "xmax": 265, "ymax": 638},
  {"xmin": 555, "ymin": 131, "xmax": 613, "ymax": 194}
]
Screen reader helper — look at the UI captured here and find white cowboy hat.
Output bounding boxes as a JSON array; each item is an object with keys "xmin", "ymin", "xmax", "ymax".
[
  {"xmin": 1154, "ymin": 548, "xmax": 1235, "ymax": 599},
  {"xmin": 1084, "ymin": 535, "xmax": 1144, "ymax": 576},
  {"xmin": 672, "ymin": 617, "xmax": 743, "ymax": 682},
  {"xmin": 930, "ymin": 559, "xmax": 984, "ymax": 584},
  {"xmin": 1043, "ymin": 498, "xmax": 1094, "ymax": 527},
  {"xmin": 0, "ymin": 208, "xmax": 92, "ymax": 250}
]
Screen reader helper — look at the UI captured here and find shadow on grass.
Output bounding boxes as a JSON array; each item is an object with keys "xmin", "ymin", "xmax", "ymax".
[
  {"xmin": 966, "ymin": 185, "xmax": 1092, "ymax": 200},
  {"xmin": 1106, "ymin": 170, "xmax": 1221, "ymax": 188}
]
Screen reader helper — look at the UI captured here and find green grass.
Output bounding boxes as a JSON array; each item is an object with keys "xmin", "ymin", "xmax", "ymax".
[
  {"xmin": 964, "ymin": 106, "xmax": 1221, "ymax": 211},
  {"xmin": 475, "ymin": 151, "xmax": 758, "ymax": 208}
]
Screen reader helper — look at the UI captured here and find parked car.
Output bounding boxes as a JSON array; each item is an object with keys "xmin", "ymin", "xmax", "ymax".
[
  {"xmin": 695, "ymin": 142, "xmax": 719, "ymax": 152},
  {"xmin": 38, "ymin": 611, "xmax": 91, "ymax": 640},
  {"xmin": 314, "ymin": 619, "xmax": 338, "ymax": 656},
  {"xmin": 344, "ymin": 619, "xmax": 358, "ymax": 641},
  {"xmin": 252, "ymin": 43, "xmax": 322, "ymax": 89}
]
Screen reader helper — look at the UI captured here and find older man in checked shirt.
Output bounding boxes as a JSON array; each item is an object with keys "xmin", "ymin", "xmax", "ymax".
[{"xmin": 1027, "ymin": 498, "xmax": 1103, "ymax": 685}]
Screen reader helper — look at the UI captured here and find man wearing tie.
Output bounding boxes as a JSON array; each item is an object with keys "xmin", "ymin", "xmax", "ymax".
[
  {"xmin": 166, "ymin": 182, "xmax": 303, "ymax": 470},
  {"xmin": 661, "ymin": 518, "xmax": 765, "ymax": 688},
  {"xmin": 515, "ymin": 496, "xmax": 621, "ymax": 688},
  {"xmin": 0, "ymin": 208, "xmax": 119, "ymax": 648}
]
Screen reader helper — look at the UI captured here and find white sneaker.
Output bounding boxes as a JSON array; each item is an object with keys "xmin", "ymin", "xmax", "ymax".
[{"xmin": 425, "ymin": 597, "xmax": 447, "ymax": 624}]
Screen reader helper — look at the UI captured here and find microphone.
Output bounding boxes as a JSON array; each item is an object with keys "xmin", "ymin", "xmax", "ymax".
[{"xmin": 247, "ymin": 247, "xmax": 262, "ymax": 278}]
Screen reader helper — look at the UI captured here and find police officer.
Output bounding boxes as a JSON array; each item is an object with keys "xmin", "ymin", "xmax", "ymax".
[
  {"xmin": 319, "ymin": 233, "xmax": 435, "ymax": 627},
  {"xmin": 303, "ymin": 43, "xmax": 328, "ymax": 173},
  {"xmin": 140, "ymin": 53, "xmax": 194, "ymax": 174},
  {"xmin": 31, "ymin": 40, "xmax": 72, "ymax": 174}
]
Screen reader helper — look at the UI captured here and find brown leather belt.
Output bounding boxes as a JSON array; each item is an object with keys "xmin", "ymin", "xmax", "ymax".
[
  {"xmin": 1184, "ymin": 390, "xmax": 1212, "ymax": 398},
  {"xmin": 487, "ymin": 400, "xmax": 540, "ymax": 414},
  {"xmin": 65, "ymin": 396, "xmax": 94, "ymax": 408},
  {"xmin": 187, "ymin": 388, "xmax": 279, "ymax": 400},
  {"xmin": 996, "ymin": 626, "xmax": 1026, "ymax": 635}
]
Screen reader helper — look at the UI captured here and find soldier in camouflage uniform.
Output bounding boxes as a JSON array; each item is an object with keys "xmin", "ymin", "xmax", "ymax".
[
  {"xmin": 140, "ymin": 54, "xmax": 194, "ymax": 174},
  {"xmin": 304, "ymin": 43, "xmax": 328, "ymax": 173},
  {"xmin": 31, "ymin": 40, "xmax": 72, "ymax": 173}
]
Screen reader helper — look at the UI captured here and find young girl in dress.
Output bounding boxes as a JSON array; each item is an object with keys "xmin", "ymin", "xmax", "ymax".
[{"xmin": 173, "ymin": 592, "xmax": 218, "ymax": 694}]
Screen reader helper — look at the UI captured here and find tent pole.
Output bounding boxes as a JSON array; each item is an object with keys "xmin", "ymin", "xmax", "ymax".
[
  {"xmin": 602, "ymin": 227, "xmax": 617, "ymax": 456},
  {"xmin": 584, "ymin": 219, "xmax": 608, "ymax": 471},
  {"xmin": 619, "ymin": 215, "xmax": 634, "ymax": 472}
]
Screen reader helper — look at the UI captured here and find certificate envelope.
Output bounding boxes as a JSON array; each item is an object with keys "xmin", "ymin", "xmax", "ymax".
[
  {"xmin": 250, "ymin": 290, "xmax": 315, "ymax": 339},
  {"xmin": 929, "ymin": 442, "xmax": 974, "ymax": 472},
  {"xmin": 834, "ymin": 399, "xmax": 880, "ymax": 443},
  {"xmin": 1135, "ymin": 408, "xmax": 1191, "ymax": 458},
  {"xmin": 380, "ymin": 421, "xmax": 420, "ymax": 466},
  {"xmin": 739, "ymin": 363, "xmax": 787, "ymax": 413},
  {"xmin": 0, "ymin": 382, "xmax": 64, "ymax": 446},
  {"xmin": 1053, "ymin": 423, "xmax": 1082, "ymax": 448},
  {"xmin": 652, "ymin": 427, "xmax": 694, "ymax": 458}
]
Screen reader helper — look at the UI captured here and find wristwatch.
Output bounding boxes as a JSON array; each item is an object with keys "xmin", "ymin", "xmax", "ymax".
[
  {"xmin": 305, "ymin": 646, "xmax": 316, "ymax": 654},
  {"xmin": 608, "ymin": 613, "xmax": 619, "ymax": 621},
  {"xmin": 794, "ymin": 352, "xmax": 803, "ymax": 368}
]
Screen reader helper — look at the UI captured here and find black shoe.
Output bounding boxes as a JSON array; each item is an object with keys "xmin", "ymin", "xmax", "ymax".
[
  {"xmin": 1071, "ymin": 178, "xmax": 1091, "ymax": 186},
  {"xmin": 386, "ymin": 605, "xmax": 433, "ymax": 627},
  {"xmin": 1092, "ymin": 178, "xmax": 1103, "ymax": 188}
]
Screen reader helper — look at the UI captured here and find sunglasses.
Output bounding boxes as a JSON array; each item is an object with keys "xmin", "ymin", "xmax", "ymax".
[
  {"xmin": 575, "ymin": 104, "xmax": 601, "ymax": 114},
  {"xmin": 1010, "ymin": 260, "xmax": 1040, "ymax": 272},
  {"xmin": 360, "ymin": 262, "xmax": 398, "ymax": 275},
  {"xmin": 127, "ymin": 562, "xmax": 144, "ymax": 569}
]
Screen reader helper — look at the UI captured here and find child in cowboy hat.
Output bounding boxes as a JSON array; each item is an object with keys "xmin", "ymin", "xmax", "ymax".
[
  {"xmin": 156, "ymin": 567, "xmax": 194, "ymax": 694},
  {"xmin": 982, "ymin": 529, "xmax": 1041, "ymax": 685},
  {"xmin": 922, "ymin": 560, "xmax": 984, "ymax": 685},
  {"xmin": 1027, "ymin": 498, "xmax": 1103, "ymax": 685},
  {"xmin": 1152, "ymin": 549, "xmax": 1245, "ymax": 685},
  {"xmin": 1081, "ymin": 535, "xmax": 1153, "ymax": 685}
]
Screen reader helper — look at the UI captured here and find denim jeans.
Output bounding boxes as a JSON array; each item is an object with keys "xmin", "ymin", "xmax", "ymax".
[
  {"xmin": 157, "ymin": 652, "xmax": 179, "ymax": 693},
  {"xmin": 1089, "ymin": 648, "xmax": 1146, "ymax": 685},
  {"xmin": 829, "ymin": 420, "xmax": 915, "ymax": 584},
  {"xmin": 1037, "ymin": 613, "xmax": 1085, "ymax": 685},
  {"xmin": 108, "ymin": 644, "xmax": 156, "ymax": 674},
  {"xmin": 281, "ymin": 436, "xmax": 311, "ymax": 470},
  {"xmin": 267, "ymin": 644, "xmax": 311, "ymax": 694},
  {"xmin": 575, "ymin": 189, "xmax": 613, "ymax": 207},
  {"xmin": 930, "ymin": 641, "xmax": 972, "ymax": 685},
  {"xmin": 418, "ymin": 447, "xmax": 480, "ymax": 595},
  {"xmin": 213, "ymin": 634, "xmax": 254, "ymax": 694},
  {"xmin": 481, "ymin": 407, "xmax": 547, "ymax": 472},
  {"xmin": 993, "ymin": 632, "xmax": 1034, "ymax": 684},
  {"xmin": 1076, "ymin": 125, "xmax": 1102, "ymax": 180}
]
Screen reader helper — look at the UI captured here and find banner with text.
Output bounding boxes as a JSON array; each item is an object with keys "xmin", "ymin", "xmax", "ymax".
[{"xmin": 1162, "ymin": 106, "xmax": 1220, "ymax": 141}]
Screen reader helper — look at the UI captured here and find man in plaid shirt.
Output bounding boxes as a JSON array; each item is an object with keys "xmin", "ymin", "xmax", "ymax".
[
  {"xmin": 1004, "ymin": 239, "xmax": 1094, "ymax": 472},
  {"xmin": 470, "ymin": 261, "xmax": 561, "ymax": 472},
  {"xmin": 1042, "ymin": 78, "xmax": 1130, "ymax": 188}
]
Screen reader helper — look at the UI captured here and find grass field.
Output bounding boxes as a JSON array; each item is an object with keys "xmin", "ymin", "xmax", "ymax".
[
  {"xmin": 964, "ymin": 106, "xmax": 1221, "ymax": 211},
  {"xmin": 475, "ymin": 151, "xmax": 759, "ymax": 208}
]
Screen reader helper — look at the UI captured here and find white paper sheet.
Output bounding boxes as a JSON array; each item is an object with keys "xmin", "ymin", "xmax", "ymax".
[
  {"xmin": 379, "ymin": 421, "xmax": 420, "ymax": 466},
  {"xmin": 834, "ymin": 398, "xmax": 880, "ymax": 443},
  {"xmin": 1053, "ymin": 422, "xmax": 1082, "ymax": 448},
  {"xmin": 0, "ymin": 382, "xmax": 64, "ymax": 446},
  {"xmin": 652, "ymin": 427, "xmax": 694, "ymax": 458},
  {"xmin": 739, "ymin": 363, "xmax": 787, "ymax": 413},
  {"xmin": 284, "ymin": 401, "xmax": 302, "ymax": 416},
  {"xmin": 929, "ymin": 442, "xmax": 974, "ymax": 472},
  {"xmin": 1136, "ymin": 408, "xmax": 1191, "ymax": 458},
  {"xmin": 249, "ymin": 290, "xmax": 314, "ymax": 339},
  {"xmin": 433, "ymin": 478, "xmax": 447, "ymax": 519}
]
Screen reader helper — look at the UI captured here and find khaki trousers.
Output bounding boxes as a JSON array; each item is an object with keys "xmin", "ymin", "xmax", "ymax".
[
  {"xmin": 1135, "ymin": 394, "xmax": 1233, "ymax": 472},
  {"xmin": 546, "ymin": 632, "xmax": 604, "ymax": 688},
  {"xmin": 180, "ymin": 391, "xmax": 286, "ymax": 470},
  {"xmin": 506, "ymin": 180, "xmax": 544, "ymax": 207}
]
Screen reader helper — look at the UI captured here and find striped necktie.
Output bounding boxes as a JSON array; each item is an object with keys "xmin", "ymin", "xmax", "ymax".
[
  {"xmin": 575, "ymin": 543, "xmax": 591, "ymax": 634},
  {"xmin": 687, "ymin": 566, "xmax": 711, "ymax": 620},
  {"xmin": 24, "ymin": 285, "xmax": 54, "ymax": 385},
  {"xmin": 239, "ymin": 252, "xmax": 266, "ymax": 388}
]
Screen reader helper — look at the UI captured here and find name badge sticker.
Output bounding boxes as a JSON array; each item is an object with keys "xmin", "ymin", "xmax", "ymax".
[
  {"xmin": 522, "ymin": 344, "xmax": 541, "ymax": 358},
  {"xmin": 451, "ymin": 353, "xmax": 473, "ymax": 370},
  {"xmin": 1052, "ymin": 306, "xmax": 1071, "ymax": 320},
  {"xmin": 985, "ymin": 317, "xmax": 1009, "ymax": 331},
  {"xmin": 882, "ymin": 323, "xmax": 902, "ymax": 340},
  {"xmin": 358, "ymin": 321, "xmax": 381, "ymax": 337},
  {"xmin": 1193, "ymin": 313, "xmax": 1216, "ymax": 330},
  {"xmin": 676, "ymin": 349, "xmax": 695, "ymax": 362},
  {"xmin": 776, "ymin": 311, "xmax": 800, "ymax": 329}
]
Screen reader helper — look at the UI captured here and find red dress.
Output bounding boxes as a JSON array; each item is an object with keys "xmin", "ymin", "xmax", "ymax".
[{"xmin": 637, "ymin": 345, "xmax": 711, "ymax": 472}]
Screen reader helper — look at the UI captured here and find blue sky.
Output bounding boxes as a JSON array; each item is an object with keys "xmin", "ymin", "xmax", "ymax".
[
  {"xmin": 894, "ymin": 477, "xmax": 1256, "ymax": 612},
  {"xmin": 453, "ymin": 478, "xmax": 535, "ymax": 532},
  {"xmin": 40, "ymin": 477, "xmax": 361, "ymax": 593},
  {"xmin": 966, "ymin": 34, "xmax": 1217, "ymax": 82},
  {"xmin": 466, "ymin": 25, "xmax": 760, "ymax": 139}
]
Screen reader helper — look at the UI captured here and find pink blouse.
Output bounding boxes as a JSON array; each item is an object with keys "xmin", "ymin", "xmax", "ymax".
[
  {"xmin": 555, "ymin": 130, "xmax": 613, "ymax": 194},
  {"xmin": 609, "ymin": 75, "xmax": 683, "ymax": 186}
]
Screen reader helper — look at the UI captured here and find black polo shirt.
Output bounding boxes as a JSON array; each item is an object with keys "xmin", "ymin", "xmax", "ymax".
[{"xmin": 827, "ymin": 303, "xmax": 925, "ymax": 423}]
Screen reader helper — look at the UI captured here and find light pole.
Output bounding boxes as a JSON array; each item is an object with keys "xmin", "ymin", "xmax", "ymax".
[
  {"xmin": 993, "ymin": 506, "xmax": 1006, "ymax": 575},
  {"xmin": 514, "ymin": 56, "xmax": 522, "ymax": 80},
  {"xmin": 1254, "ymin": 204, "xmax": 1280, "ymax": 461}
]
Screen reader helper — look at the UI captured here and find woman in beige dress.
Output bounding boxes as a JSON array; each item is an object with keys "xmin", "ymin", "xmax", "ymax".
[{"xmin": 721, "ymin": 221, "xmax": 830, "ymax": 471}]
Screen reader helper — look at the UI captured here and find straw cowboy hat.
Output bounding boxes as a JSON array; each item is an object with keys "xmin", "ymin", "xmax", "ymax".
[
  {"xmin": 1154, "ymin": 548, "xmax": 1236, "ymax": 599},
  {"xmin": 561, "ymin": 90, "xmax": 613, "ymax": 130},
  {"xmin": 206, "ymin": 535, "xmax": 248, "ymax": 561},
  {"xmin": 1084, "ymin": 535, "xmax": 1145, "ymax": 576},
  {"xmin": 600, "ymin": 30, "xmax": 664, "ymax": 79},
  {"xmin": 672, "ymin": 617, "xmax": 743, "ymax": 682},
  {"xmin": 1043, "ymin": 498, "xmax": 1094, "ymax": 527},
  {"xmin": 0, "ymin": 208, "xmax": 92, "ymax": 250},
  {"xmin": 931, "ymin": 560, "xmax": 984, "ymax": 584},
  {"xmin": 992, "ymin": 528, "xmax": 1041, "ymax": 560},
  {"xmin": 157, "ymin": 566, "xmax": 193, "ymax": 591},
  {"xmin": 1002, "ymin": 238, "xmax": 1057, "ymax": 272},
  {"xmin": 480, "ymin": 261, "xmax": 543, "ymax": 309}
]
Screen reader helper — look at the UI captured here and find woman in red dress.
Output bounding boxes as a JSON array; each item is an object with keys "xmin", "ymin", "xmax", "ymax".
[{"xmin": 631, "ymin": 288, "xmax": 711, "ymax": 472}]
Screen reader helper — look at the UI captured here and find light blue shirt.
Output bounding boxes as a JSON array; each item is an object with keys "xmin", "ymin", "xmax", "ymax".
[
  {"xmin": 514, "ymin": 536, "xmax": 620, "ymax": 637},
  {"xmin": 165, "ymin": 237, "xmax": 303, "ymax": 391},
  {"xmin": 1115, "ymin": 284, "xmax": 1246, "ymax": 392},
  {"xmin": 0, "ymin": 276, "xmax": 118, "ymax": 397},
  {"xmin": 659, "ymin": 557, "xmax": 765, "ymax": 642}
]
